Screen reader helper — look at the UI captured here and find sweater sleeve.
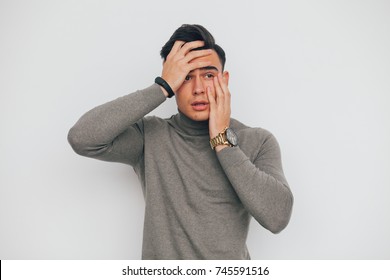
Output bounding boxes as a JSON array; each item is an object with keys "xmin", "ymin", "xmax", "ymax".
[
  {"xmin": 216, "ymin": 133, "xmax": 293, "ymax": 234},
  {"xmin": 67, "ymin": 84, "xmax": 166, "ymax": 166}
]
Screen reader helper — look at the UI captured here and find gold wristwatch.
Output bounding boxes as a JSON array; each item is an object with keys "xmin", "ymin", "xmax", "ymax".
[{"xmin": 210, "ymin": 127, "xmax": 238, "ymax": 150}]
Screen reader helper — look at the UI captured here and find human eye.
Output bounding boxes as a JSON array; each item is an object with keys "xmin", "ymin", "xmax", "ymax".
[
  {"xmin": 204, "ymin": 72, "xmax": 215, "ymax": 79},
  {"xmin": 184, "ymin": 75, "xmax": 191, "ymax": 81}
]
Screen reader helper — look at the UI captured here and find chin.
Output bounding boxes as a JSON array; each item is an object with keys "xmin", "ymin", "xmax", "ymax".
[{"xmin": 189, "ymin": 111, "xmax": 210, "ymax": 122}]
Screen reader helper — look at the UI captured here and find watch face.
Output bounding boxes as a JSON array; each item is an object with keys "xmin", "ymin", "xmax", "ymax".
[{"xmin": 226, "ymin": 128, "xmax": 238, "ymax": 146}]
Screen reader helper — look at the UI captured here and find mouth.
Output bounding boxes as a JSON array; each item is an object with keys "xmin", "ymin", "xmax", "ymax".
[{"xmin": 191, "ymin": 101, "xmax": 209, "ymax": 111}]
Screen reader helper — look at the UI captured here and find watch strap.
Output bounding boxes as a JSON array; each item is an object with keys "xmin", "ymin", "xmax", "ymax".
[
  {"xmin": 210, "ymin": 127, "xmax": 231, "ymax": 150},
  {"xmin": 155, "ymin": 76, "xmax": 175, "ymax": 98}
]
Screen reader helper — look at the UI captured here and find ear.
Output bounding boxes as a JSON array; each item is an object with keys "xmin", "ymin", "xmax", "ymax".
[{"xmin": 222, "ymin": 71, "xmax": 230, "ymax": 86}]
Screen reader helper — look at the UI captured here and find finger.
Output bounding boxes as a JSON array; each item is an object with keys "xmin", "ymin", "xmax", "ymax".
[
  {"xmin": 218, "ymin": 73, "xmax": 230, "ymax": 96},
  {"xmin": 170, "ymin": 40, "xmax": 186, "ymax": 54},
  {"xmin": 214, "ymin": 75, "xmax": 225, "ymax": 104},
  {"xmin": 207, "ymin": 86, "xmax": 218, "ymax": 117},
  {"xmin": 178, "ymin": 40, "xmax": 205, "ymax": 55},
  {"xmin": 218, "ymin": 73, "xmax": 231, "ymax": 106},
  {"xmin": 207, "ymin": 86, "xmax": 216, "ymax": 107},
  {"xmin": 184, "ymin": 49, "xmax": 212, "ymax": 63}
]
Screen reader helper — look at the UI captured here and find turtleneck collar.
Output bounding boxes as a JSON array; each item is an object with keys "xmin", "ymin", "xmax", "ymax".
[{"xmin": 170, "ymin": 110, "xmax": 210, "ymax": 136}]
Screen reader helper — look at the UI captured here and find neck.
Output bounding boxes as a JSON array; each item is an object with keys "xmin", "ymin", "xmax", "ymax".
[{"xmin": 172, "ymin": 110, "xmax": 209, "ymax": 136}]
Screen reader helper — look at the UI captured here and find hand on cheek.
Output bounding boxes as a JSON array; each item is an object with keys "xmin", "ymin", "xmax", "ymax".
[{"xmin": 207, "ymin": 73, "xmax": 231, "ymax": 139}]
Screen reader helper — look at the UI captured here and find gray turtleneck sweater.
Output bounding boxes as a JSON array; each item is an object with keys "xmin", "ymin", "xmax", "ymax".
[{"xmin": 68, "ymin": 84, "xmax": 293, "ymax": 259}]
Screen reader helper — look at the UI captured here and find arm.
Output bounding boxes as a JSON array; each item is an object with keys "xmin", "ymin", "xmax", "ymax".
[
  {"xmin": 217, "ymin": 135, "xmax": 293, "ymax": 234},
  {"xmin": 207, "ymin": 72, "xmax": 293, "ymax": 233},
  {"xmin": 68, "ymin": 40, "xmax": 213, "ymax": 165},
  {"xmin": 67, "ymin": 84, "xmax": 166, "ymax": 165}
]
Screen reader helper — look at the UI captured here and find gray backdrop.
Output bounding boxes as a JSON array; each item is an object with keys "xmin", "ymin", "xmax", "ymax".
[{"xmin": 1, "ymin": 0, "xmax": 389, "ymax": 259}]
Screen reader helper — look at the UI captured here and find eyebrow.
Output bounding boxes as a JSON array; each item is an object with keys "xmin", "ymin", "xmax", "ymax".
[{"xmin": 188, "ymin": 66, "xmax": 219, "ymax": 73}]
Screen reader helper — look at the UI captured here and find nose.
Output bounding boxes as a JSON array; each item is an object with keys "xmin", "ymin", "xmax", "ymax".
[{"xmin": 193, "ymin": 76, "xmax": 205, "ymax": 95}]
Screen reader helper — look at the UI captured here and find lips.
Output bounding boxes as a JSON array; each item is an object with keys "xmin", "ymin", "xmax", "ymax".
[{"xmin": 191, "ymin": 100, "xmax": 209, "ymax": 111}]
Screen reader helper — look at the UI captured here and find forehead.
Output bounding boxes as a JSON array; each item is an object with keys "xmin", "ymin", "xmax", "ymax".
[{"xmin": 189, "ymin": 50, "xmax": 222, "ymax": 72}]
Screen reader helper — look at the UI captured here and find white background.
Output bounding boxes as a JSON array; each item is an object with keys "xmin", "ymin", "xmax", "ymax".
[{"xmin": 1, "ymin": 0, "xmax": 389, "ymax": 259}]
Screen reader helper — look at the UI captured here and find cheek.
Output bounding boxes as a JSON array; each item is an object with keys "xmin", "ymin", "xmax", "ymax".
[
  {"xmin": 175, "ymin": 94, "xmax": 183, "ymax": 105},
  {"xmin": 175, "ymin": 91, "xmax": 189, "ymax": 109},
  {"xmin": 205, "ymin": 80, "xmax": 214, "ymax": 86},
  {"xmin": 176, "ymin": 83, "xmax": 190, "ymax": 97}
]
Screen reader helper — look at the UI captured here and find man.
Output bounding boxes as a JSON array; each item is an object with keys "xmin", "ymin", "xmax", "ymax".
[{"xmin": 68, "ymin": 24, "xmax": 293, "ymax": 259}]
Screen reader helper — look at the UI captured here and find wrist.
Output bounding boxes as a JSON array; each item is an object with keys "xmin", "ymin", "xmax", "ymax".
[
  {"xmin": 215, "ymin": 144, "xmax": 229, "ymax": 153},
  {"xmin": 210, "ymin": 126, "xmax": 227, "ymax": 139},
  {"xmin": 209, "ymin": 127, "xmax": 238, "ymax": 150},
  {"xmin": 209, "ymin": 124, "xmax": 229, "ymax": 139},
  {"xmin": 159, "ymin": 86, "xmax": 169, "ymax": 97},
  {"xmin": 160, "ymin": 76, "xmax": 177, "ymax": 93},
  {"xmin": 155, "ymin": 77, "xmax": 175, "ymax": 98}
]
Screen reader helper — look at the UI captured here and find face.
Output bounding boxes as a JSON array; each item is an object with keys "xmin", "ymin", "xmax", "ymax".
[{"xmin": 175, "ymin": 50, "xmax": 229, "ymax": 121}]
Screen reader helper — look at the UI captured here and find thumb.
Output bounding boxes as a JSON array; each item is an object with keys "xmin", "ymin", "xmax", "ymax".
[{"xmin": 207, "ymin": 86, "xmax": 216, "ymax": 107}]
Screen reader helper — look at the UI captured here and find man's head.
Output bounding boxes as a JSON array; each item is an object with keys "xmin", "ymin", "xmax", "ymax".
[
  {"xmin": 160, "ymin": 24, "xmax": 226, "ymax": 70},
  {"xmin": 160, "ymin": 24, "xmax": 229, "ymax": 122}
]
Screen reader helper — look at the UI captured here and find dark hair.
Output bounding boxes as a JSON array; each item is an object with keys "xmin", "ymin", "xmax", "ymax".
[{"xmin": 160, "ymin": 24, "xmax": 226, "ymax": 70}]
